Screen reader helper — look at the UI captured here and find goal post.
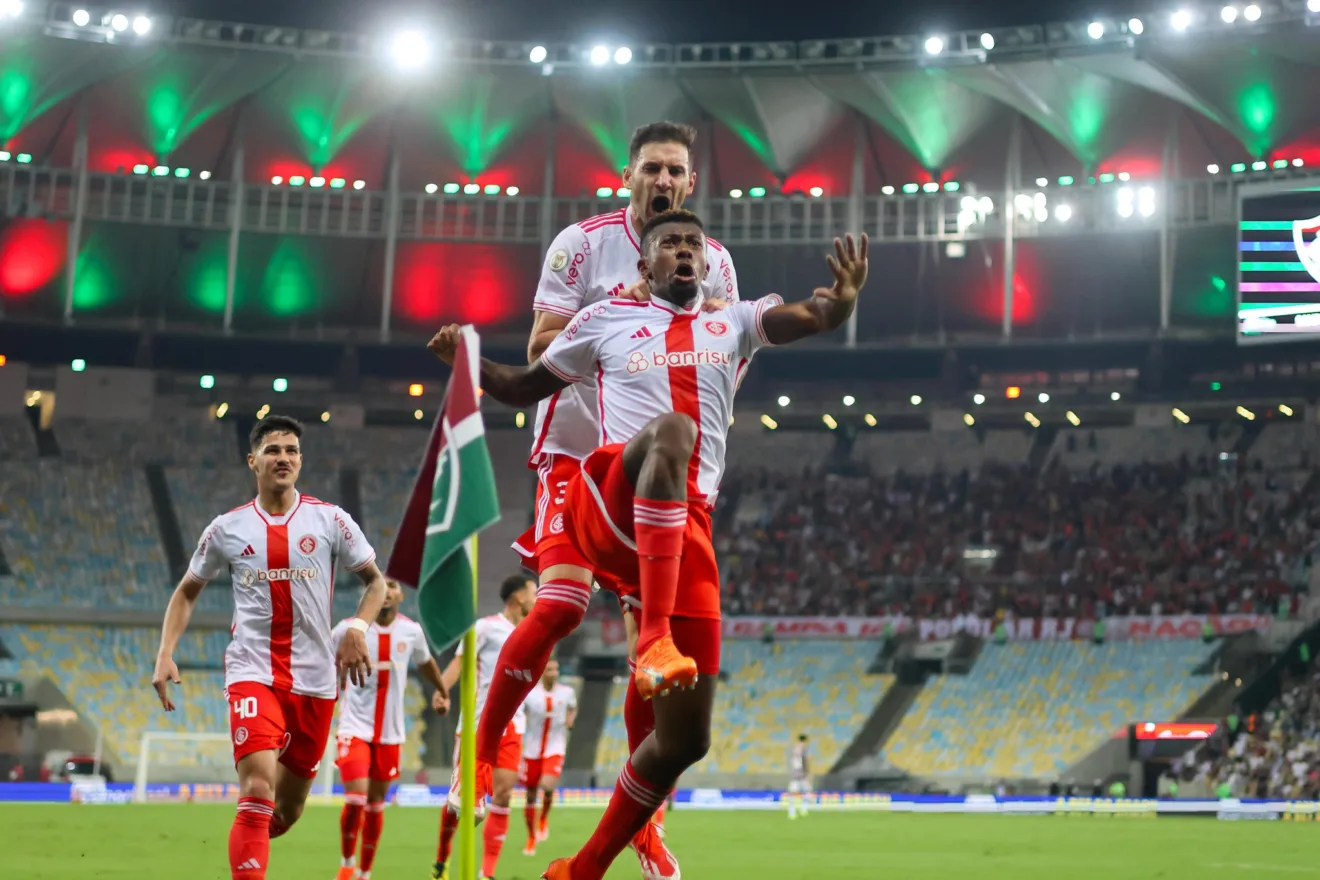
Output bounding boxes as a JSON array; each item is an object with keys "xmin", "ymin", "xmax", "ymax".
[{"xmin": 134, "ymin": 731, "xmax": 234, "ymax": 803}]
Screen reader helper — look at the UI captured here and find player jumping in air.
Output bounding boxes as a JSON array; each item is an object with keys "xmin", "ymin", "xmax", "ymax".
[
  {"xmin": 786, "ymin": 734, "xmax": 812, "ymax": 819},
  {"xmin": 433, "ymin": 575, "xmax": 537, "ymax": 880},
  {"xmin": 331, "ymin": 578, "xmax": 451, "ymax": 880},
  {"xmin": 428, "ymin": 210, "xmax": 869, "ymax": 880},
  {"xmin": 152, "ymin": 414, "xmax": 388, "ymax": 880},
  {"xmin": 465, "ymin": 120, "xmax": 739, "ymax": 880},
  {"xmin": 520, "ymin": 658, "xmax": 578, "ymax": 855}
]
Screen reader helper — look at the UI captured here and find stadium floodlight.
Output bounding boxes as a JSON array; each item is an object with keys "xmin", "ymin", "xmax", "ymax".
[
  {"xmin": 924, "ymin": 35, "xmax": 944, "ymax": 55},
  {"xmin": 8, "ymin": 153, "xmax": 24, "ymax": 165},
  {"xmin": 321, "ymin": 411, "xmax": 330, "ymax": 423},
  {"xmin": 1236, "ymin": 405, "xmax": 1255, "ymax": 421},
  {"xmin": 1128, "ymin": 17, "xmax": 1144, "ymax": 34},
  {"xmin": 443, "ymin": 182, "xmax": 460, "ymax": 194},
  {"xmin": 595, "ymin": 186, "xmax": 613, "ymax": 198},
  {"xmin": 110, "ymin": 13, "xmax": 128, "ymax": 31},
  {"xmin": 1067, "ymin": 411, "xmax": 1081, "ymax": 427},
  {"xmin": 809, "ymin": 186, "xmax": 823, "ymax": 197},
  {"xmin": 822, "ymin": 414, "xmax": 837, "ymax": 430},
  {"xmin": 842, "ymin": 395, "xmax": 855, "ymax": 406},
  {"xmin": 777, "ymin": 395, "xmax": 790, "ymax": 407},
  {"xmin": 1230, "ymin": 162, "xmax": 1247, "ymax": 173},
  {"xmin": 215, "ymin": 402, "xmax": 229, "ymax": 418},
  {"xmin": 425, "ymin": 183, "xmax": 438, "ymax": 194},
  {"xmin": 980, "ymin": 32, "xmax": 994, "ymax": 50},
  {"xmin": 290, "ymin": 175, "xmax": 305, "ymax": 186},
  {"xmin": 881, "ymin": 185, "xmax": 895, "ymax": 195},
  {"xmin": 1038, "ymin": 392, "xmax": 1050, "ymax": 403},
  {"xmin": 1251, "ymin": 160, "xmax": 1266, "ymax": 171},
  {"xmin": 71, "ymin": 358, "xmax": 86, "ymax": 372},
  {"xmin": 1117, "ymin": 187, "xmax": 1134, "ymax": 218},
  {"xmin": 152, "ymin": 165, "xmax": 169, "ymax": 177},
  {"xmin": 484, "ymin": 184, "xmax": 500, "ymax": 195},
  {"xmin": 1118, "ymin": 171, "xmax": 1131, "ymax": 181},
  {"xmin": 910, "ymin": 395, "xmax": 922, "ymax": 406},
  {"xmin": 963, "ymin": 413, "xmax": 976, "ymax": 426},
  {"xmin": 616, "ymin": 187, "xmax": 630, "ymax": 198},
  {"xmin": 1137, "ymin": 186, "xmax": 1156, "ymax": 217},
  {"xmin": 413, "ymin": 409, "xmax": 424, "ymax": 420},
  {"xmin": 329, "ymin": 177, "xmax": 345, "ymax": 188},
  {"xmin": 309, "ymin": 176, "xmax": 325, "ymax": 187},
  {"xmin": 729, "ymin": 188, "xmax": 743, "ymax": 198},
  {"xmin": 272, "ymin": 378, "xmax": 288, "ymax": 393},
  {"xmin": 173, "ymin": 167, "xmax": 189, "ymax": 178},
  {"xmin": 864, "ymin": 413, "xmax": 877, "ymax": 427},
  {"xmin": 506, "ymin": 186, "xmax": 520, "ymax": 196},
  {"xmin": 72, "ymin": 8, "xmax": 89, "ymax": 26},
  {"xmin": 1173, "ymin": 408, "xmax": 1189, "ymax": 423},
  {"xmin": 1035, "ymin": 177, "xmax": 1048, "ymax": 187},
  {"xmin": 529, "ymin": 45, "xmax": 547, "ymax": 63},
  {"xmin": 1058, "ymin": 175, "xmax": 1074, "ymax": 186},
  {"xmin": 1310, "ymin": 0, "xmax": 1320, "ymax": 12},
  {"xmin": 132, "ymin": 15, "xmax": 150, "ymax": 35},
  {"xmin": 1111, "ymin": 391, "xmax": 1121, "ymax": 401},
  {"xmin": 973, "ymin": 393, "xmax": 986, "ymax": 405},
  {"xmin": 1024, "ymin": 412, "xmax": 1040, "ymax": 428},
  {"xmin": 589, "ymin": 45, "xmax": 610, "ymax": 66},
  {"xmin": 199, "ymin": 374, "xmax": 215, "ymax": 389},
  {"xmin": 979, "ymin": 196, "xmax": 993, "ymax": 213},
  {"xmin": 408, "ymin": 383, "xmax": 424, "ymax": 397},
  {"xmin": 388, "ymin": 30, "xmax": 432, "ymax": 71},
  {"xmin": 463, "ymin": 183, "xmax": 480, "ymax": 194},
  {"xmin": 1294, "ymin": 158, "xmax": 1305, "ymax": 167},
  {"xmin": 1221, "ymin": 5, "xmax": 1238, "ymax": 23},
  {"xmin": 0, "ymin": 151, "xmax": 8, "ymax": 161},
  {"xmin": 1054, "ymin": 204, "xmax": 1073, "ymax": 222},
  {"xmin": 903, "ymin": 182, "xmax": 919, "ymax": 194},
  {"xmin": 1280, "ymin": 404, "xmax": 1295, "ymax": 417},
  {"xmin": 613, "ymin": 46, "xmax": 632, "ymax": 65},
  {"xmin": 133, "ymin": 163, "xmax": 148, "ymax": 175},
  {"xmin": 515, "ymin": 411, "xmax": 526, "ymax": 428},
  {"xmin": 1087, "ymin": 21, "xmax": 1104, "ymax": 39},
  {"xmin": 944, "ymin": 181, "xmax": 960, "ymax": 192},
  {"xmin": 199, "ymin": 170, "xmax": 211, "ymax": 180},
  {"xmin": 1273, "ymin": 159, "xmax": 1289, "ymax": 169},
  {"xmin": 1243, "ymin": 3, "xmax": 1260, "ymax": 21},
  {"xmin": 1099, "ymin": 172, "xmax": 1115, "ymax": 183},
  {"xmin": 1207, "ymin": 163, "xmax": 1220, "ymax": 174},
  {"xmin": 353, "ymin": 180, "xmax": 366, "ymax": 190},
  {"xmin": 760, "ymin": 414, "xmax": 778, "ymax": 430},
  {"xmin": 1, "ymin": 0, "xmax": 21, "ymax": 18},
  {"xmin": 1171, "ymin": 9, "xmax": 1192, "ymax": 30},
  {"xmin": 749, "ymin": 186, "xmax": 767, "ymax": 198}
]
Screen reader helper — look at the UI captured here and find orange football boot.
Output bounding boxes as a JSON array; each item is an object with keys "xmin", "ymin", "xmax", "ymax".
[{"xmin": 634, "ymin": 634, "xmax": 699, "ymax": 700}]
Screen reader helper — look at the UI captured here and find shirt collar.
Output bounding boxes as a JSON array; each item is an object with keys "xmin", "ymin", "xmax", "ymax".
[{"xmin": 649, "ymin": 293, "xmax": 701, "ymax": 316}]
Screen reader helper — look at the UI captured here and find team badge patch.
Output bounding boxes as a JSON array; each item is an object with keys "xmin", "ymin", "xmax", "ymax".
[
  {"xmin": 549, "ymin": 249, "xmax": 569, "ymax": 272},
  {"xmin": 1294, "ymin": 215, "xmax": 1320, "ymax": 283},
  {"xmin": 234, "ymin": 727, "xmax": 249, "ymax": 745},
  {"xmin": 705, "ymin": 320, "xmax": 730, "ymax": 336},
  {"xmin": 550, "ymin": 513, "xmax": 565, "ymax": 534},
  {"xmin": 298, "ymin": 535, "xmax": 317, "ymax": 555}
]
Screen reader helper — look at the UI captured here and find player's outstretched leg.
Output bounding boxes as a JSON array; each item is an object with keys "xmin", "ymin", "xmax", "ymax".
[
  {"xmin": 623, "ymin": 413, "xmax": 698, "ymax": 699},
  {"xmin": 623, "ymin": 654, "xmax": 673, "ymax": 872}
]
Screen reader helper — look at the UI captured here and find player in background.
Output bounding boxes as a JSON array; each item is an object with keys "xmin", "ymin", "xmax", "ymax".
[
  {"xmin": 152, "ymin": 415, "xmax": 387, "ymax": 880},
  {"xmin": 428, "ymin": 210, "xmax": 869, "ymax": 880},
  {"xmin": 472, "ymin": 120, "xmax": 737, "ymax": 878},
  {"xmin": 433, "ymin": 575, "xmax": 537, "ymax": 880},
  {"xmin": 786, "ymin": 734, "xmax": 811, "ymax": 820},
  {"xmin": 519, "ymin": 659, "xmax": 578, "ymax": 856},
  {"xmin": 331, "ymin": 578, "xmax": 451, "ymax": 880}
]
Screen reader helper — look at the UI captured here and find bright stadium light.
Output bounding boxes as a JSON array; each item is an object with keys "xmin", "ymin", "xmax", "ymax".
[
  {"xmin": 1111, "ymin": 391, "xmax": 1121, "ymax": 401},
  {"xmin": 777, "ymin": 395, "xmax": 791, "ymax": 407},
  {"xmin": 1295, "ymin": 158, "xmax": 1305, "ymax": 167},
  {"xmin": 1054, "ymin": 204, "xmax": 1072, "ymax": 222},
  {"xmin": 973, "ymin": 393, "xmax": 986, "ymax": 405},
  {"xmin": 388, "ymin": 30, "xmax": 431, "ymax": 71},
  {"xmin": 529, "ymin": 45, "xmax": 547, "ymax": 63},
  {"xmin": 110, "ymin": 13, "xmax": 128, "ymax": 31},
  {"xmin": 729, "ymin": 188, "xmax": 743, "ymax": 198},
  {"xmin": 485, "ymin": 184, "xmax": 501, "ymax": 195},
  {"xmin": 133, "ymin": 163, "xmax": 148, "ymax": 175},
  {"xmin": 589, "ymin": 45, "xmax": 610, "ymax": 65},
  {"xmin": 330, "ymin": 177, "xmax": 345, "ymax": 188},
  {"xmin": 200, "ymin": 170, "xmax": 212, "ymax": 180},
  {"xmin": 1036, "ymin": 177, "xmax": 1048, "ymax": 187},
  {"xmin": 353, "ymin": 180, "xmax": 366, "ymax": 190},
  {"xmin": 270, "ymin": 175, "xmax": 282, "ymax": 185},
  {"xmin": 173, "ymin": 167, "xmax": 189, "ymax": 178},
  {"xmin": 1038, "ymin": 392, "xmax": 1050, "ymax": 403},
  {"xmin": 842, "ymin": 395, "xmax": 855, "ymax": 406},
  {"xmin": 1243, "ymin": 3, "xmax": 1261, "ymax": 21},
  {"xmin": 1087, "ymin": 21, "xmax": 1105, "ymax": 39},
  {"xmin": 924, "ymin": 35, "xmax": 944, "ymax": 55},
  {"xmin": 1252, "ymin": 159, "xmax": 1267, "ymax": 171},
  {"xmin": 1138, "ymin": 186, "xmax": 1156, "ymax": 217},
  {"xmin": 1171, "ymin": 9, "xmax": 1192, "ymax": 30},
  {"xmin": 910, "ymin": 395, "xmax": 923, "ymax": 406},
  {"xmin": 1221, "ymin": 5, "xmax": 1238, "ymax": 23},
  {"xmin": 595, "ymin": 186, "xmax": 613, "ymax": 198},
  {"xmin": 272, "ymin": 378, "xmax": 288, "ymax": 393},
  {"xmin": 71, "ymin": 358, "xmax": 86, "ymax": 372},
  {"xmin": 1128, "ymin": 17, "xmax": 1144, "ymax": 34},
  {"xmin": 289, "ymin": 175, "xmax": 305, "ymax": 186},
  {"xmin": 1, "ymin": 0, "xmax": 22, "ymax": 17},
  {"xmin": 506, "ymin": 186, "xmax": 520, "ymax": 196},
  {"xmin": 309, "ymin": 176, "xmax": 325, "ymax": 187},
  {"xmin": 980, "ymin": 32, "xmax": 995, "ymax": 50},
  {"xmin": 425, "ymin": 183, "xmax": 438, "ymax": 194},
  {"xmin": 199, "ymin": 374, "xmax": 215, "ymax": 389},
  {"xmin": 1207, "ymin": 163, "xmax": 1220, "ymax": 174},
  {"xmin": 809, "ymin": 186, "xmax": 824, "ymax": 197},
  {"xmin": 152, "ymin": 165, "xmax": 169, "ymax": 177},
  {"xmin": 1309, "ymin": 0, "xmax": 1320, "ymax": 12},
  {"xmin": 614, "ymin": 46, "xmax": 632, "ymax": 64},
  {"xmin": 72, "ymin": 8, "xmax": 89, "ymax": 26},
  {"xmin": 443, "ymin": 182, "xmax": 460, "ymax": 194},
  {"xmin": 463, "ymin": 183, "xmax": 480, "ymax": 195},
  {"xmin": 1117, "ymin": 187, "xmax": 1134, "ymax": 218},
  {"xmin": 132, "ymin": 15, "xmax": 151, "ymax": 35},
  {"xmin": 881, "ymin": 185, "xmax": 895, "ymax": 195}
]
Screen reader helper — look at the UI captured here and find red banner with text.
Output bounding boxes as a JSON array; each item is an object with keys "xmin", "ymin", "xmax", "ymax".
[{"xmin": 720, "ymin": 614, "xmax": 1271, "ymax": 642}]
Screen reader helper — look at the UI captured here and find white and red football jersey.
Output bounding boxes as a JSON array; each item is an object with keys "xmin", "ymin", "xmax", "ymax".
[
  {"xmin": 189, "ymin": 491, "xmax": 376, "ymax": 700},
  {"xmin": 541, "ymin": 294, "xmax": 782, "ymax": 503},
  {"xmin": 529, "ymin": 205, "xmax": 740, "ymax": 466},
  {"xmin": 455, "ymin": 613, "xmax": 527, "ymax": 735},
  {"xmin": 330, "ymin": 614, "xmax": 430, "ymax": 745},
  {"xmin": 522, "ymin": 682, "xmax": 578, "ymax": 760}
]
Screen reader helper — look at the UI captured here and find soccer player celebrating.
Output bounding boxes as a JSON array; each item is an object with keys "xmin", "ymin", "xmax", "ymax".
[
  {"xmin": 786, "ymin": 734, "xmax": 812, "ymax": 820},
  {"xmin": 472, "ymin": 119, "xmax": 737, "ymax": 879},
  {"xmin": 428, "ymin": 211, "xmax": 869, "ymax": 880},
  {"xmin": 520, "ymin": 659, "xmax": 578, "ymax": 855},
  {"xmin": 331, "ymin": 578, "xmax": 451, "ymax": 880},
  {"xmin": 152, "ymin": 415, "xmax": 388, "ymax": 880},
  {"xmin": 433, "ymin": 575, "xmax": 537, "ymax": 880}
]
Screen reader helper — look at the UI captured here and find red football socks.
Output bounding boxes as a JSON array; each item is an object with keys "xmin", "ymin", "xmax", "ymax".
[
  {"xmin": 476, "ymin": 579, "xmax": 591, "ymax": 766},
  {"xmin": 574, "ymin": 761, "xmax": 670, "ymax": 880},
  {"xmin": 623, "ymin": 661, "xmax": 657, "ymax": 752},
  {"xmin": 436, "ymin": 805, "xmax": 458, "ymax": 866},
  {"xmin": 340, "ymin": 793, "xmax": 365, "ymax": 862},
  {"xmin": 541, "ymin": 789, "xmax": 555, "ymax": 832},
  {"xmin": 359, "ymin": 802, "xmax": 385, "ymax": 876},
  {"xmin": 230, "ymin": 797, "xmax": 273, "ymax": 880},
  {"xmin": 524, "ymin": 795, "xmax": 539, "ymax": 838},
  {"xmin": 482, "ymin": 804, "xmax": 511, "ymax": 877},
  {"xmin": 267, "ymin": 812, "xmax": 290, "ymax": 840},
  {"xmin": 633, "ymin": 499, "xmax": 687, "ymax": 655}
]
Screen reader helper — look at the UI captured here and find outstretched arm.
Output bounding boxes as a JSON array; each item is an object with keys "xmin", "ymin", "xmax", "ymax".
[
  {"xmin": 428, "ymin": 324, "xmax": 571, "ymax": 408},
  {"xmin": 759, "ymin": 234, "xmax": 869, "ymax": 345}
]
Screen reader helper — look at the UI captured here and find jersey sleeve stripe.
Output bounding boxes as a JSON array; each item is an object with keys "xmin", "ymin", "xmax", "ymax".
[
  {"xmin": 754, "ymin": 294, "xmax": 785, "ymax": 345},
  {"xmin": 533, "ymin": 301, "xmax": 579, "ymax": 318},
  {"xmin": 542, "ymin": 356, "xmax": 580, "ymax": 384},
  {"xmin": 347, "ymin": 552, "xmax": 376, "ymax": 573},
  {"xmin": 708, "ymin": 237, "xmax": 725, "ymax": 252}
]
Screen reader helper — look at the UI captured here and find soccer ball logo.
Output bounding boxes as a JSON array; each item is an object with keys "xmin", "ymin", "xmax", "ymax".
[
  {"xmin": 705, "ymin": 320, "xmax": 729, "ymax": 336},
  {"xmin": 298, "ymin": 535, "xmax": 317, "ymax": 555},
  {"xmin": 626, "ymin": 352, "xmax": 650, "ymax": 373}
]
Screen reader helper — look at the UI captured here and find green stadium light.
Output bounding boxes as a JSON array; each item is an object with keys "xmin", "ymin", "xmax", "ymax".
[
  {"xmin": 71, "ymin": 359, "xmax": 86, "ymax": 372},
  {"xmin": 1251, "ymin": 160, "xmax": 1266, "ymax": 171},
  {"xmin": 272, "ymin": 378, "xmax": 288, "ymax": 393},
  {"xmin": 133, "ymin": 164, "xmax": 149, "ymax": 175},
  {"xmin": 1058, "ymin": 176, "xmax": 1074, "ymax": 186},
  {"xmin": 425, "ymin": 183, "xmax": 438, "ymax": 194},
  {"xmin": 330, "ymin": 178, "xmax": 346, "ymax": 189},
  {"xmin": 463, "ymin": 183, "xmax": 480, "ymax": 195},
  {"xmin": 902, "ymin": 183, "xmax": 919, "ymax": 194},
  {"xmin": 443, "ymin": 183, "xmax": 460, "ymax": 194},
  {"xmin": 1230, "ymin": 162, "xmax": 1247, "ymax": 173},
  {"xmin": 1210, "ymin": 381, "xmax": 1221, "ymax": 391},
  {"xmin": 484, "ymin": 184, "xmax": 501, "ymax": 195},
  {"xmin": 1099, "ymin": 172, "xmax": 1116, "ymax": 183},
  {"xmin": 173, "ymin": 167, "xmax": 190, "ymax": 178},
  {"xmin": 1087, "ymin": 176, "xmax": 1096, "ymax": 184},
  {"xmin": 616, "ymin": 187, "xmax": 629, "ymax": 198},
  {"xmin": 596, "ymin": 186, "xmax": 613, "ymax": 198},
  {"xmin": 15, "ymin": 153, "xmax": 31, "ymax": 164},
  {"xmin": 1272, "ymin": 159, "xmax": 1288, "ymax": 169},
  {"xmin": 506, "ymin": 186, "xmax": 520, "ymax": 196},
  {"xmin": 152, "ymin": 166, "xmax": 169, "ymax": 177},
  {"xmin": 749, "ymin": 186, "xmax": 766, "ymax": 198},
  {"xmin": 289, "ymin": 175, "xmax": 306, "ymax": 186},
  {"xmin": 310, "ymin": 176, "xmax": 325, "ymax": 187},
  {"xmin": 943, "ymin": 181, "xmax": 960, "ymax": 192},
  {"xmin": 199, "ymin": 374, "xmax": 215, "ymax": 389}
]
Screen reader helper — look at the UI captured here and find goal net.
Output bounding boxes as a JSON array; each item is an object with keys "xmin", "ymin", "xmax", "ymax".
[{"xmin": 134, "ymin": 731, "xmax": 340, "ymax": 803}]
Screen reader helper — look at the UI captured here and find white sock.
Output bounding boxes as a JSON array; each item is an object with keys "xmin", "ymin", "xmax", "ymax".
[{"xmin": 341, "ymin": 856, "xmax": 355, "ymax": 868}]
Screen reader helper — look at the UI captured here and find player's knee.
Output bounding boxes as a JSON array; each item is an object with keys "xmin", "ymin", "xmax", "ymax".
[
  {"xmin": 274, "ymin": 798, "xmax": 305, "ymax": 827},
  {"xmin": 650, "ymin": 412, "xmax": 698, "ymax": 459},
  {"xmin": 240, "ymin": 775, "xmax": 275, "ymax": 803}
]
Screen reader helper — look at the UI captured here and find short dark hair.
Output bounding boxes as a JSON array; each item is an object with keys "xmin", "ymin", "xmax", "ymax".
[
  {"xmin": 629, "ymin": 121, "xmax": 697, "ymax": 165},
  {"xmin": 799, "ymin": 734, "xmax": 808, "ymax": 742},
  {"xmin": 249, "ymin": 415, "xmax": 303, "ymax": 450},
  {"xmin": 639, "ymin": 209, "xmax": 704, "ymax": 256},
  {"xmin": 500, "ymin": 574, "xmax": 533, "ymax": 602}
]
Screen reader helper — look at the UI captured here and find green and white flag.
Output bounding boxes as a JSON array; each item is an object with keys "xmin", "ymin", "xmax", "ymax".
[{"xmin": 386, "ymin": 325, "xmax": 501, "ymax": 653}]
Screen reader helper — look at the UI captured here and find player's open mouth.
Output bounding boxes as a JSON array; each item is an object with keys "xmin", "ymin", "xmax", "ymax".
[
  {"xmin": 674, "ymin": 263, "xmax": 696, "ymax": 280},
  {"xmin": 650, "ymin": 195, "xmax": 671, "ymax": 214}
]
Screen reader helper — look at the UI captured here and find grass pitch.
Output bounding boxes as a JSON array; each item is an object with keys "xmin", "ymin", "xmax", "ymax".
[{"xmin": 3, "ymin": 803, "xmax": 1316, "ymax": 878}]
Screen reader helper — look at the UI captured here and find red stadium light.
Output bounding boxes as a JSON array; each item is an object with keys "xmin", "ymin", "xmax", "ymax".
[
  {"xmin": 408, "ymin": 383, "xmax": 423, "ymax": 397},
  {"xmin": 1006, "ymin": 386, "xmax": 1021, "ymax": 399}
]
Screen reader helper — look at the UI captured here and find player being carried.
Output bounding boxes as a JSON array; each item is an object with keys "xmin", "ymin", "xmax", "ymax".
[
  {"xmin": 460, "ymin": 119, "xmax": 738, "ymax": 880},
  {"xmin": 152, "ymin": 414, "xmax": 388, "ymax": 880},
  {"xmin": 519, "ymin": 658, "xmax": 578, "ymax": 856},
  {"xmin": 428, "ymin": 210, "xmax": 869, "ymax": 880},
  {"xmin": 331, "ymin": 578, "xmax": 451, "ymax": 880},
  {"xmin": 433, "ymin": 575, "xmax": 537, "ymax": 880}
]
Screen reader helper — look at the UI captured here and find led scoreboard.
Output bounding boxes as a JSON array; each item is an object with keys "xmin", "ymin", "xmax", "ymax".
[{"xmin": 1238, "ymin": 179, "xmax": 1320, "ymax": 341}]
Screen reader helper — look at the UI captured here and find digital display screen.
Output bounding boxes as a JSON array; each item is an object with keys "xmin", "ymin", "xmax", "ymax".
[
  {"xmin": 1132, "ymin": 722, "xmax": 1217, "ymax": 741},
  {"xmin": 1238, "ymin": 184, "xmax": 1320, "ymax": 341}
]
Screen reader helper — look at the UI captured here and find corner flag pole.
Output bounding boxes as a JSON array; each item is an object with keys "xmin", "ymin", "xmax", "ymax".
[{"xmin": 457, "ymin": 532, "xmax": 479, "ymax": 880}]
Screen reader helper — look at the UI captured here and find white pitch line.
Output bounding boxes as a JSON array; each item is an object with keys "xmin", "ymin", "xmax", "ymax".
[{"xmin": 1207, "ymin": 863, "xmax": 1312, "ymax": 873}]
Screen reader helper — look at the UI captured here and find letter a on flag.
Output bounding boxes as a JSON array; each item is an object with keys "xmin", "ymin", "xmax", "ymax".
[{"xmin": 386, "ymin": 325, "xmax": 500, "ymax": 652}]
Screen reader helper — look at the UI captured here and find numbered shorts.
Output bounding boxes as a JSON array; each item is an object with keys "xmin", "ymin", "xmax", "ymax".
[
  {"xmin": 335, "ymin": 736, "xmax": 401, "ymax": 783},
  {"xmin": 226, "ymin": 681, "xmax": 335, "ymax": 778},
  {"xmin": 447, "ymin": 721, "xmax": 521, "ymax": 806},
  {"xmin": 563, "ymin": 444, "xmax": 723, "ymax": 674},
  {"xmin": 519, "ymin": 754, "xmax": 565, "ymax": 788}
]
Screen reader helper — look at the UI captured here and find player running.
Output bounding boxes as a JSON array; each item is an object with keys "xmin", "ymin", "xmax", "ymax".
[
  {"xmin": 472, "ymin": 119, "xmax": 737, "ymax": 879},
  {"xmin": 520, "ymin": 659, "xmax": 578, "ymax": 855},
  {"xmin": 433, "ymin": 575, "xmax": 537, "ymax": 880},
  {"xmin": 152, "ymin": 414, "xmax": 388, "ymax": 880},
  {"xmin": 786, "ymin": 734, "xmax": 812, "ymax": 819},
  {"xmin": 428, "ymin": 210, "xmax": 869, "ymax": 880},
  {"xmin": 331, "ymin": 578, "xmax": 451, "ymax": 880}
]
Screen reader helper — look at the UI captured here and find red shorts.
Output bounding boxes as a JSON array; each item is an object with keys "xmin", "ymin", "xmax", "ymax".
[
  {"xmin": 514, "ymin": 453, "xmax": 592, "ymax": 572},
  {"xmin": 563, "ymin": 443, "xmax": 722, "ymax": 673},
  {"xmin": 226, "ymin": 681, "xmax": 335, "ymax": 779},
  {"xmin": 448, "ymin": 721, "xmax": 521, "ymax": 798},
  {"xmin": 519, "ymin": 754, "xmax": 565, "ymax": 788},
  {"xmin": 335, "ymin": 736, "xmax": 401, "ymax": 783}
]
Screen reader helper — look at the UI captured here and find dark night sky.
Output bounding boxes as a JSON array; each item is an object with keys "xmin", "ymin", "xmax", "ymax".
[{"xmin": 165, "ymin": 0, "xmax": 1149, "ymax": 44}]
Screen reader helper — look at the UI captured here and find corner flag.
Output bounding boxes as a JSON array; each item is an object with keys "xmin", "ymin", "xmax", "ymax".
[{"xmin": 386, "ymin": 323, "xmax": 501, "ymax": 652}]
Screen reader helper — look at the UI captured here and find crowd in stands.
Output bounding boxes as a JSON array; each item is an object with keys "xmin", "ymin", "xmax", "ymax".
[{"xmin": 717, "ymin": 447, "xmax": 1315, "ymax": 620}]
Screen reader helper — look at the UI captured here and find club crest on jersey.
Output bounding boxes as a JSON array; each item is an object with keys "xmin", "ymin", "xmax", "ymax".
[
  {"xmin": 396, "ymin": 642, "xmax": 408, "ymax": 655},
  {"xmin": 234, "ymin": 727, "xmax": 249, "ymax": 745},
  {"xmin": 704, "ymin": 320, "xmax": 730, "ymax": 336},
  {"xmin": 550, "ymin": 512, "xmax": 565, "ymax": 534},
  {"xmin": 1295, "ymin": 215, "xmax": 1320, "ymax": 283},
  {"xmin": 626, "ymin": 352, "xmax": 651, "ymax": 373},
  {"xmin": 298, "ymin": 535, "xmax": 317, "ymax": 555},
  {"xmin": 549, "ymin": 249, "xmax": 569, "ymax": 272}
]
